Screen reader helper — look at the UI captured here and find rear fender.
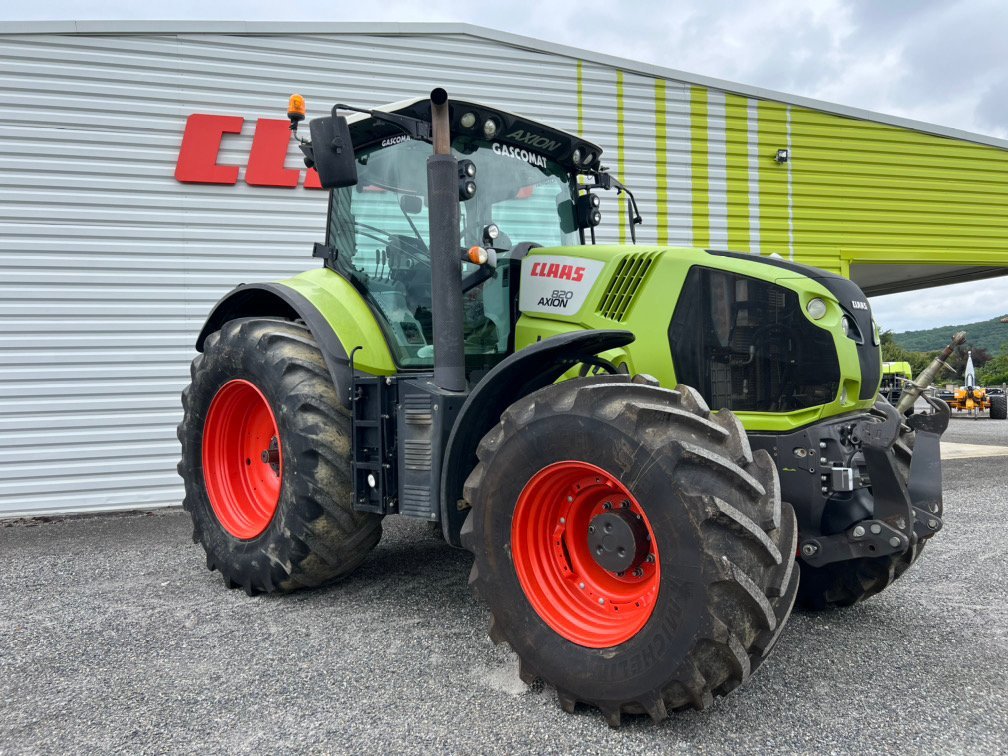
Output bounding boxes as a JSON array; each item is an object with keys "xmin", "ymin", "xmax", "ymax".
[
  {"xmin": 196, "ymin": 270, "xmax": 397, "ymax": 408},
  {"xmin": 439, "ymin": 329, "xmax": 635, "ymax": 546}
]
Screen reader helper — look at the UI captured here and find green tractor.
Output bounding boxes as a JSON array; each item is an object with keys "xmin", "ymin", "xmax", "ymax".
[
  {"xmin": 880, "ymin": 360, "xmax": 913, "ymax": 408},
  {"xmin": 178, "ymin": 89, "xmax": 949, "ymax": 725}
]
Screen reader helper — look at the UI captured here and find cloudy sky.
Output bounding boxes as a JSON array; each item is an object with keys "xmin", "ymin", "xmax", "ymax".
[{"xmin": 5, "ymin": 0, "xmax": 1008, "ymax": 332}]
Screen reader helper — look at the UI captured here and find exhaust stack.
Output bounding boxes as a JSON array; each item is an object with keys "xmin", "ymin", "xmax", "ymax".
[{"xmin": 426, "ymin": 88, "xmax": 466, "ymax": 392}]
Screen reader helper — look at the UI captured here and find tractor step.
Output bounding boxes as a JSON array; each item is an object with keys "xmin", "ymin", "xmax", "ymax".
[{"xmin": 351, "ymin": 372, "xmax": 465, "ymax": 520}]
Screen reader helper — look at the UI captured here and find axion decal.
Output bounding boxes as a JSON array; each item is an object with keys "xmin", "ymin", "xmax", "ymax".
[
  {"xmin": 505, "ymin": 129, "xmax": 562, "ymax": 153},
  {"xmin": 519, "ymin": 255, "xmax": 606, "ymax": 317},
  {"xmin": 492, "ymin": 142, "xmax": 548, "ymax": 169},
  {"xmin": 174, "ymin": 114, "xmax": 322, "ymax": 189}
]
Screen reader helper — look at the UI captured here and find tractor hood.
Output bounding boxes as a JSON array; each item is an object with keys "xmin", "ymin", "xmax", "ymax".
[{"xmin": 707, "ymin": 250, "xmax": 882, "ymax": 401}]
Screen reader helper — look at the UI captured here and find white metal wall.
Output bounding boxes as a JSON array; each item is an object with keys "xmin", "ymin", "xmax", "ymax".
[{"xmin": 0, "ymin": 29, "xmax": 695, "ymax": 516}]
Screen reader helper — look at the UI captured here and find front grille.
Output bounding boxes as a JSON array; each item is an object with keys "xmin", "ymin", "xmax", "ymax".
[{"xmin": 596, "ymin": 252, "xmax": 658, "ymax": 321}]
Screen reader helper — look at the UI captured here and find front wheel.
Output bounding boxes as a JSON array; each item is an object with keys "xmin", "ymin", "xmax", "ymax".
[
  {"xmin": 462, "ymin": 376, "xmax": 799, "ymax": 726},
  {"xmin": 178, "ymin": 317, "xmax": 382, "ymax": 594}
]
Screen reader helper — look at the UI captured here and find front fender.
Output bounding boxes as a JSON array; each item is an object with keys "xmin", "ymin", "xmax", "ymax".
[{"xmin": 439, "ymin": 329, "xmax": 635, "ymax": 546}]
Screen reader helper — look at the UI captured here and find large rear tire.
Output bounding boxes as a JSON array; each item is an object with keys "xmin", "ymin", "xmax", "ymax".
[
  {"xmin": 178, "ymin": 317, "xmax": 382, "ymax": 594},
  {"xmin": 462, "ymin": 376, "xmax": 799, "ymax": 726},
  {"xmin": 796, "ymin": 406, "xmax": 926, "ymax": 610},
  {"xmin": 991, "ymin": 394, "xmax": 1007, "ymax": 420}
]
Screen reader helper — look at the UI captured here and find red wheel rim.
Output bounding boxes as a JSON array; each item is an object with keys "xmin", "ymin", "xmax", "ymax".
[
  {"xmin": 511, "ymin": 461, "xmax": 661, "ymax": 648},
  {"xmin": 202, "ymin": 379, "xmax": 283, "ymax": 540}
]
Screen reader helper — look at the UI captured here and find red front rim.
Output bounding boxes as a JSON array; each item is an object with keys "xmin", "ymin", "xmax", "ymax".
[
  {"xmin": 511, "ymin": 461, "xmax": 661, "ymax": 648},
  {"xmin": 202, "ymin": 379, "xmax": 283, "ymax": 540}
]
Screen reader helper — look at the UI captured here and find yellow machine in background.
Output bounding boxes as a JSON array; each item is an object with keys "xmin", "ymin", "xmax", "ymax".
[
  {"xmin": 948, "ymin": 386, "xmax": 1007, "ymax": 418},
  {"xmin": 950, "ymin": 386, "xmax": 989, "ymax": 414}
]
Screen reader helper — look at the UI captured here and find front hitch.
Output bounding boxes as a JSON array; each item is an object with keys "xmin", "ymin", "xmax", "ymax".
[{"xmin": 798, "ymin": 398, "xmax": 948, "ymax": 568}]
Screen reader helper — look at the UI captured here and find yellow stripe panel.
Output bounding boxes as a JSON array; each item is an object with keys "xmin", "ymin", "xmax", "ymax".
[
  {"xmin": 756, "ymin": 101, "xmax": 790, "ymax": 255},
  {"xmin": 724, "ymin": 94, "xmax": 750, "ymax": 251},
  {"xmin": 689, "ymin": 86, "xmax": 710, "ymax": 248},
  {"xmin": 790, "ymin": 107, "xmax": 1008, "ymax": 269},
  {"xmin": 654, "ymin": 79, "xmax": 669, "ymax": 246},
  {"xmin": 616, "ymin": 70, "xmax": 627, "ymax": 244}
]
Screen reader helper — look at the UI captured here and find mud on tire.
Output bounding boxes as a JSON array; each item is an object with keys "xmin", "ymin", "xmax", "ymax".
[
  {"xmin": 178, "ymin": 317, "xmax": 382, "ymax": 594},
  {"xmin": 461, "ymin": 375, "xmax": 799, "ymax": 726}
]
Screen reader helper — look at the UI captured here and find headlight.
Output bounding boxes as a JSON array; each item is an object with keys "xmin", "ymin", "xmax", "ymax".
[{"xmin": 806, "ymin": 298, "xmax": 827, "ymax": 320}]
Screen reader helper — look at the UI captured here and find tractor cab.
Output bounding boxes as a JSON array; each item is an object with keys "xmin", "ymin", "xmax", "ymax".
[{"xmin": 305, "ymin": 97, "xmax": 632, "ymax": 375}]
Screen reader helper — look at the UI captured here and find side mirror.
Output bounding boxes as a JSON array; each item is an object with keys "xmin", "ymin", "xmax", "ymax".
[
  {"xmin": 306, "ymin": 108, "xmax": 358, "ymax": 189},
  {"xmin": 400, "ymin": 194, "xmax": 423, "ymax": 215}
]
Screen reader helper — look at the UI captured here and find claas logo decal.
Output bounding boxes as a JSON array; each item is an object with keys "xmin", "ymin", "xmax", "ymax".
[{"xmin": 529, "ymin": 261, "xmax": 587, "ymax": 283}]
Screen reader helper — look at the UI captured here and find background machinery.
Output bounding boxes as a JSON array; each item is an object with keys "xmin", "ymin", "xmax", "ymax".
[{"xmin": 178, "ymin": 89, "xmax": 950, "ymax": 725}]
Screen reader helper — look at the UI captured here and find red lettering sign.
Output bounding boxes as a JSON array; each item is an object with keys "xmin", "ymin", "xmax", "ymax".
[
  {"xmin": 174, "ymin": 114, "xmax": 323, "ymax": 189},
  {"xmin": 174, "ymin": 114, "xmax": 244, "ymax": 184}
]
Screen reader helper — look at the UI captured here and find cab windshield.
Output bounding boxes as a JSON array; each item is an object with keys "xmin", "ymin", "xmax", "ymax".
[{"xmin": 327, "ymin": 136, "xmax": 578, "ymax": 369}]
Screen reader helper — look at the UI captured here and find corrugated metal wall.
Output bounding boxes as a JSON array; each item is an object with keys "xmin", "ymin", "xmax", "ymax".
[
  {"xmin": 2, "ymin": 27, "xmax": 1007, "ymax": 516},
  {"xmin": 0, "ymin": 30, "xmax": 683, "ymax": 516},
  {"xmin": 685, "ymin": 88, "xmax": 1008, "ymax": 275}
]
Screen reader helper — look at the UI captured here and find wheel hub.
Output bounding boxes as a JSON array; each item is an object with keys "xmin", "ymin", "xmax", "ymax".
[
  {"xmin": 587, "ymin": 508, "xmax": 650, "ymax": 573},
  {"xmin": 510, "ymin": 460, "xmax": 661, "ymax": 648},
  {"xmin": 202, "ymin": 379, "xmax": 283, "ymax": 540}
]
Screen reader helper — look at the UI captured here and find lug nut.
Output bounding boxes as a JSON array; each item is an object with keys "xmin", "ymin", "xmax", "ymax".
[
  {"xmin": 870, "ymin": 523, "xmax": 882, "ymax": 535},
  {"xmin": 578, "ymin": 582, "xmax": 585, "ymax": 590},
  {"xmin": 820, "ymin": 457, "xmax": 827, "ymax": 465},
  {"xmin": 820, "ymin": 441, "xmax": 827, "ymax": 449},
  {"xmin": 928, "ymin": 519, "xmax": 938, "ymax": 529},
  {"xmin": 598, "ymin": 597, "xmax": 605, "ymax": 605},
  {"xmin": 802, "ymin": 543, "xmax": 818, "ymax": 557},
  {"xmin": 645, "ymin": 554, "xmax": 655, "ymax": 563},
  {"xmin": 889, "ymin": 536, "xmax": 901, "ymax": 548},
  {"xmin": 633, "ymin": 568, "xmax": 644, "ymax": 577},
  {"xmin": 603, "ymin": 502, "xmax": 612, "ymax": 510},
  {"xmin": 852, "ymin": 525, "xmax": 865, "ymax": 538}
]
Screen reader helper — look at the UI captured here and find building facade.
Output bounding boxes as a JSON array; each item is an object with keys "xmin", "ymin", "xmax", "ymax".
[{"xmin": 1, "ymin": 22, "xmax": 1007, "ymax": 516}]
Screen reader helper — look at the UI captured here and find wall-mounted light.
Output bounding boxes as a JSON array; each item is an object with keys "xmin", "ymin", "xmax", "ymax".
[{"xmin": 775, "ymin": 148, "xmax": 789, "ymax": 164}]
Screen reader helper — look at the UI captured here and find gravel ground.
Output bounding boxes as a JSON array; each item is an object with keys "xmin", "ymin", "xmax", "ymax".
[{"xmin": 2, "ymin": 422, "xmax": 1007, "ymax": 754}]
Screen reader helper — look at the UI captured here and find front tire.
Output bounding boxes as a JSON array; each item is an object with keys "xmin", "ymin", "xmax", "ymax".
[
  {"xmin": 462, "ymin": 376, "xmax": 799, "ymax": 726},
  {"xmin": 178, "ymin": 317, "xmax": 382, "ymax": 594}
]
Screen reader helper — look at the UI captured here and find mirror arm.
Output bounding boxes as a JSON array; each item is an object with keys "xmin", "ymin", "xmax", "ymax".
[{"xmin": 335, "ymin": 104, "xmax": 433, "ymax": 144}]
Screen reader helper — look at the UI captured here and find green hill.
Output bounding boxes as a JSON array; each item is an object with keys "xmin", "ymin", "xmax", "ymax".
[{"xmin": 892, "ymin": 315, "xmax": 1008, "ymax": 353}]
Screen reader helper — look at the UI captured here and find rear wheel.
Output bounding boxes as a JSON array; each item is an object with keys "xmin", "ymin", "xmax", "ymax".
[
  {"xmin": 178, "ymin": 317, "xmax": 382, "ymax": 594},
  {"xmin": 991, "ymin": 394, "xmax": 1007, "ymax": 420},
  {"xmin": 462, "ymin": 376, "xmax": 799, "ymax": 726}
]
